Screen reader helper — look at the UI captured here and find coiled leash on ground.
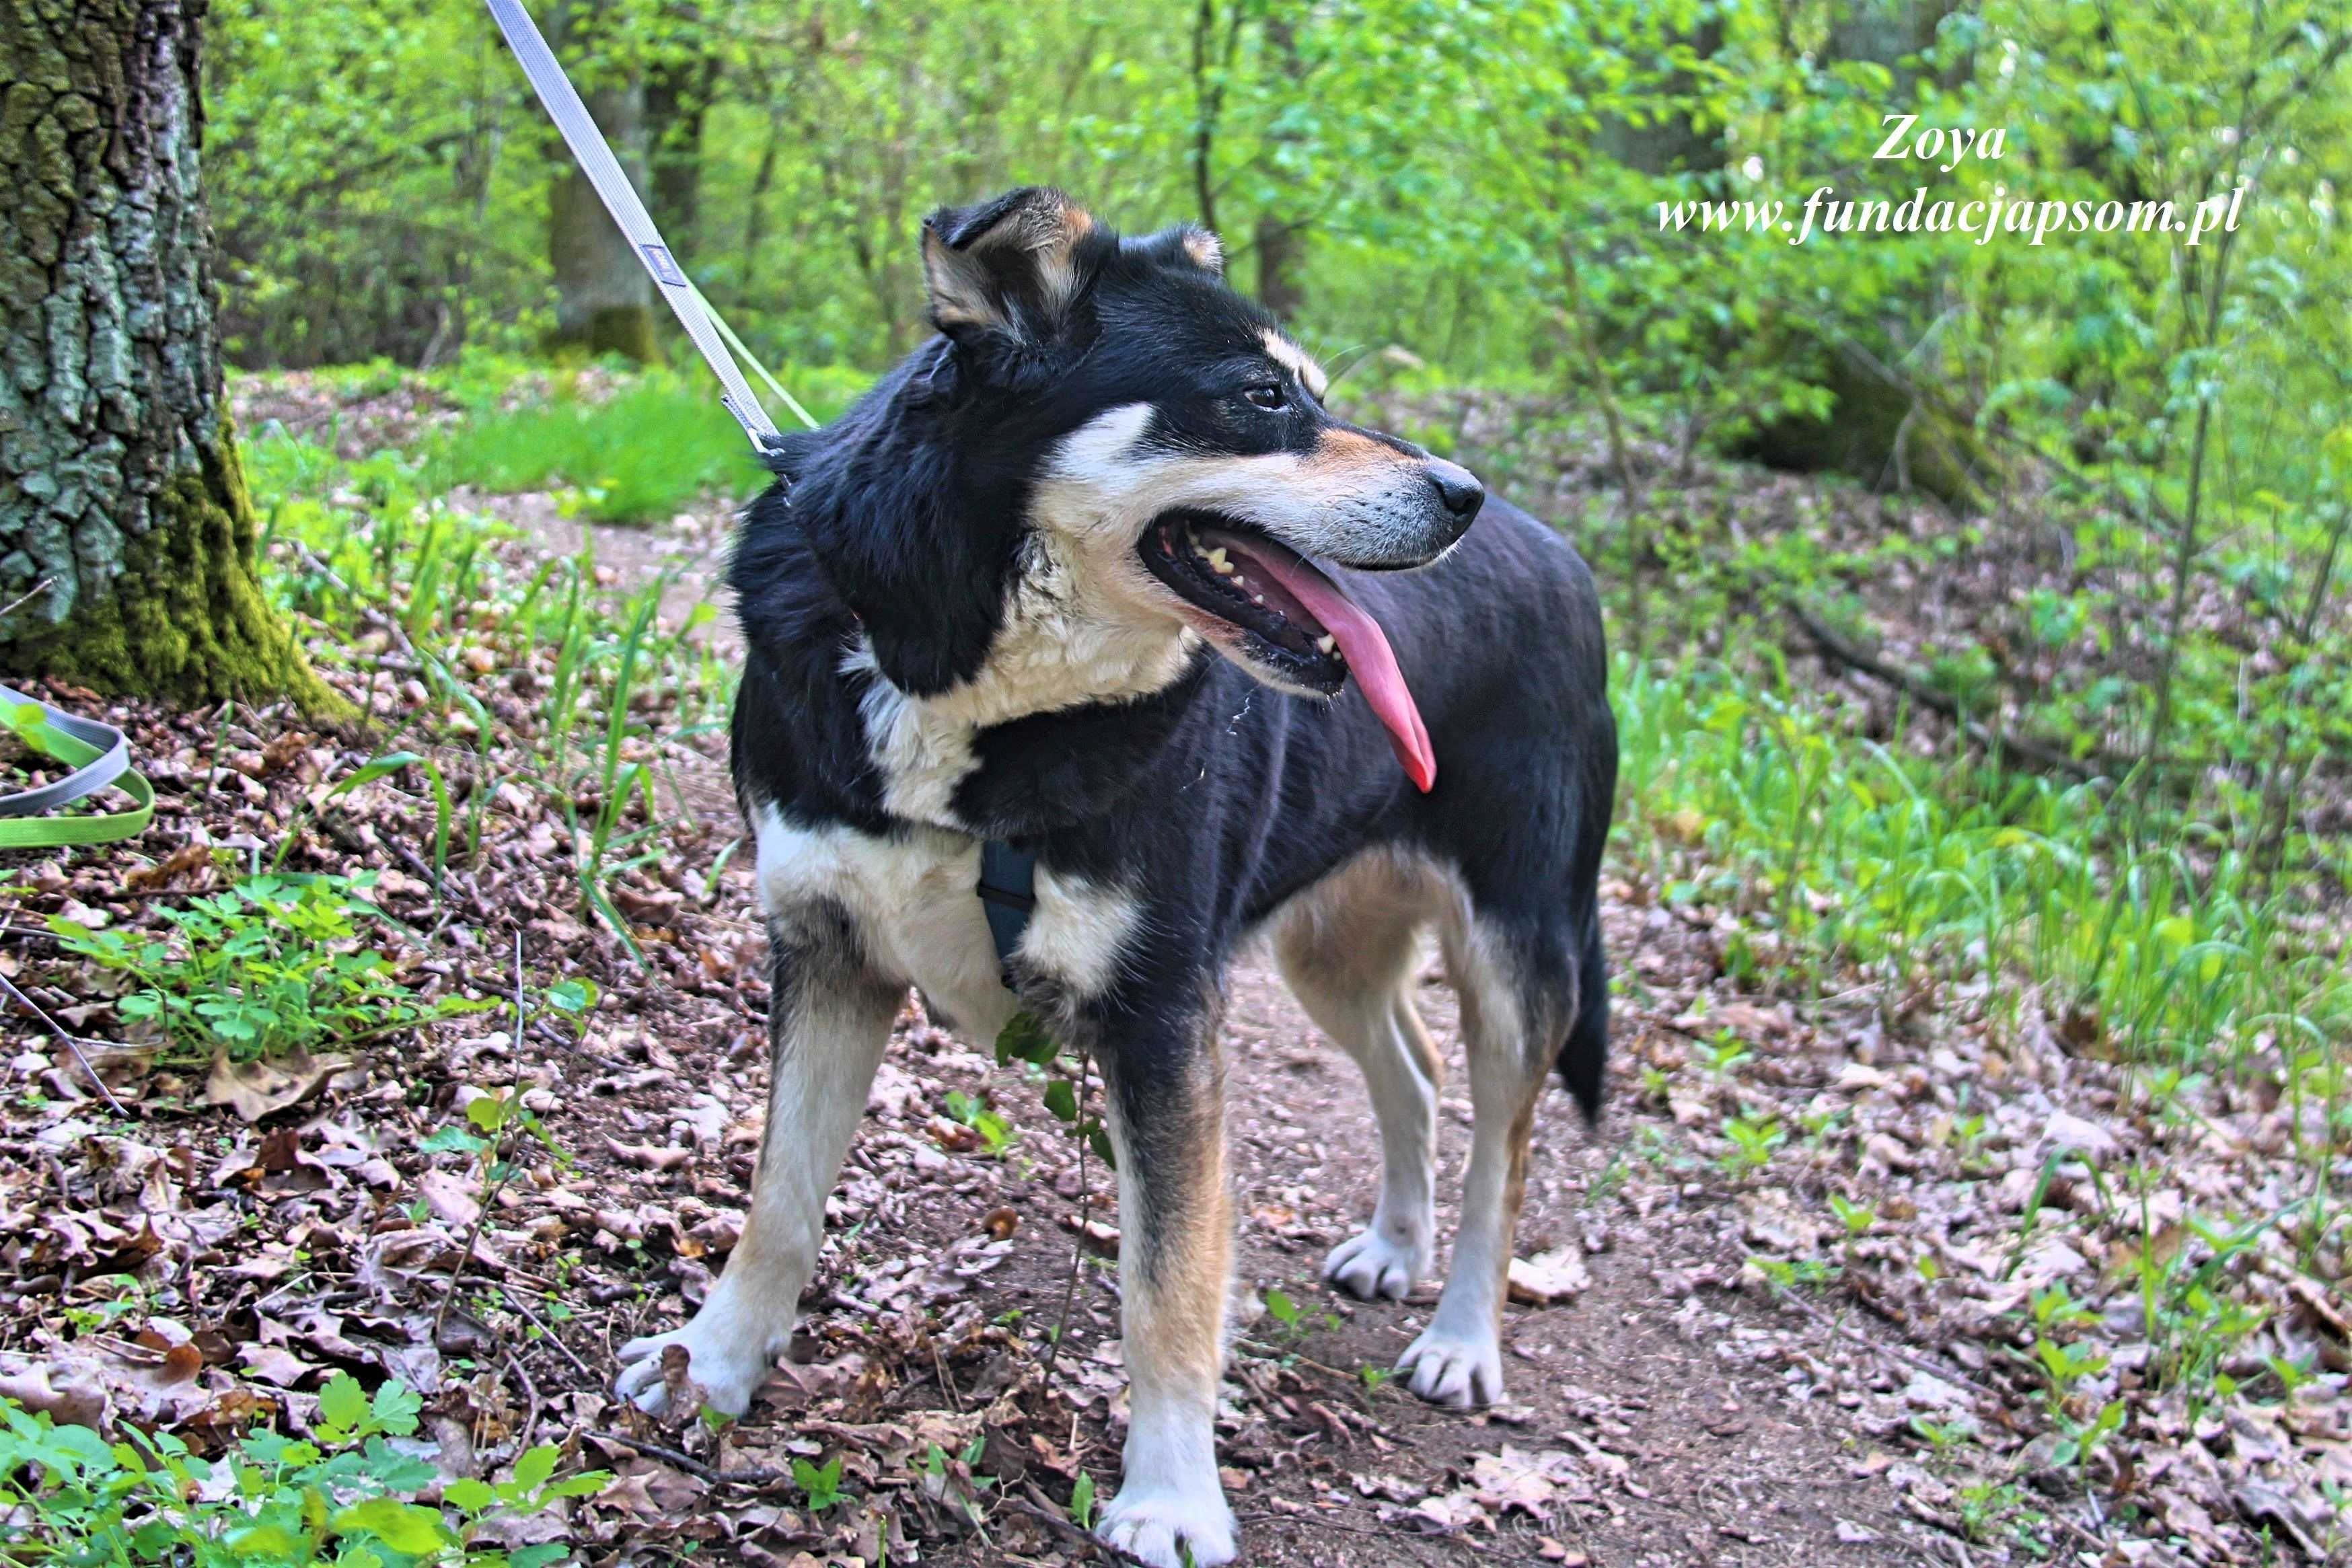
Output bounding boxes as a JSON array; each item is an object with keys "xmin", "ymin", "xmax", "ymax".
[{"xmin": 0, "ymin": 684, "xmax": 153, "ymax": 848}]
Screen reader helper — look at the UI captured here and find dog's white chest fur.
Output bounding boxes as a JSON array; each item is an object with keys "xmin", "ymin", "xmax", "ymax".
[{"xmin": 753, "ymin": 806, "xmax": 1139, "ymax": 1036}]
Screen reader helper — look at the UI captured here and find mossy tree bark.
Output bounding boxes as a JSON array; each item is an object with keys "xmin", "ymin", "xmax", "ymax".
[
  {"xmin": 1739, "ymin": 0, "xmax": 1993, "ymax": 508},
  {"xmin": 0, "ymin": 0, "xmax": 335, "ymax": 709}
]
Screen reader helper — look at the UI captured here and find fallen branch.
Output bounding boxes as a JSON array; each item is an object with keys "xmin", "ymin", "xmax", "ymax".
[
  {"xmin": 586, "ymin": 1428, "xmax": 786, "ymax": 1487},
  {"xmin": 1790, "ymin": 602, "xmax": 2117, "ymax": 783},
  {"xmin": 1763, "ymin": 1280, "xmax": 2008, "ymax": 1412}
]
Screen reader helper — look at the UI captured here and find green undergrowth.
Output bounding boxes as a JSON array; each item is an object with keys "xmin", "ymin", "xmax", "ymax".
[
  {"xmin": 399, "ymin": 359, "xmax": 869, "ymax": 524},
  {"xmin": 48, "ymin": 872, "xmax": 488, "ymax": 1066},
  {"xmin": 417, "ymin": 375, "xmax": 762, "ymax": 524},
  {"xmin": 1614, "ymin": 651, "xmax": 2351, "ymax": 1155},
  {"xmin": 244, "ymin": 408, "xmax": 743, "ymax": 956},
  {"xmin": 0, "ymin": 1372, "xmax": 606, "ymax": 1565}
]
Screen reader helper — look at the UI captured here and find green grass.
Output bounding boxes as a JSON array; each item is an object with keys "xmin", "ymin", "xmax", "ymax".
[
  {"xmin": 413, "ymin": 363, "xmax": 872, "ymax": 524},
  {"xmin": 1614, "ymin": 654, "xmax": 2352, "ymax": 1118}
]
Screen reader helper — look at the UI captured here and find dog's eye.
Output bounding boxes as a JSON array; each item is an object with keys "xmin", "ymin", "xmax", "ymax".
[{"xmin": 1242, "ymin": 384, "xmax": 1287, "ymax": 411}]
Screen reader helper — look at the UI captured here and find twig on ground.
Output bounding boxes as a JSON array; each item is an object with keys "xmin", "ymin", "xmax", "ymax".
[
  {"xmin": 434, "ymin": 933, "xmax": 529, "ymax": 1343},
  {"xmin": 1040, "ymin": 1047, "xmax": 1097, "ymax": 1388},
  {"xmin": 507, "ymin": 1350, "xmax": 543, "ymax": 1452},
  {"xmin": 0, "ymin": 966, "xmax": 129, "ymax": 1117},
  {"xmin": 994, "ymin": 1491, "xmax": 1153, "ymax": 1565},
  {"xmin": 505, "ymin": 1290, "xmax": 599, "ymax": 1385},
  {"xmin": 1791, "ymin": 602, "xmax": 2113, "ymax": 782},
  {"xmin": 585, "ymin": 1429, "xmax": 784, "ymax": 1486},
  {"xmin": 1766, "ymin": 1281, "xmax": 2007, "ymax": 1409}
]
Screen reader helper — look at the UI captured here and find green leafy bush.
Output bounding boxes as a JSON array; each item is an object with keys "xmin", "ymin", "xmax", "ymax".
[
  {"xmin": 0, "ymin": 1372, "xmax": 608, "ymax": 1565},
  {"xmin": 49, "ymin": 874, "xmax": 484, "ymax": 1063}
]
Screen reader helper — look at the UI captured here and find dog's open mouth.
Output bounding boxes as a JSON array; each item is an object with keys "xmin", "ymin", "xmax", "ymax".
[{"xmin": 1140, "ymin": 509, "xmax": 1436, "ymax": 791}]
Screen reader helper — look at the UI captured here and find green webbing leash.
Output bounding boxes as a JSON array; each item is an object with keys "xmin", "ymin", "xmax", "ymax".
[{"xmin": 0, "ymin": 685, "xmax": 153, "ymax": 847}]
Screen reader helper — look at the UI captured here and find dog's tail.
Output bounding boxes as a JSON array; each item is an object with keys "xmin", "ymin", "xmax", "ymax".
[{"xmin": 1555, "ymin": 901, "xmax": 1609, "ymax": 1123}]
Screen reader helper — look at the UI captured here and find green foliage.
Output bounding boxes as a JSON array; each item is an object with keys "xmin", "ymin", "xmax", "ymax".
[
  {"xmin": 1615, "ymin": 655, "xmax": 2352, "ymax": 1073},
  {"xmin": 417, "ymin": 373, "xmax": 815, "ymax": 525},
  {"xmin": 48, "ymin": 873, "xmax": 484, "ymax": 1063},
  {"xmin": 0, "ymin": 1374, "xmax": 608, "ymax": 1565},
  {"xmin": 941, "ymin": 1089, "xmax": 1017, "ymax": 1158},
  {"xmin": 791, "ymin": 1454, "xmax": 846, "ymax": 1513}
]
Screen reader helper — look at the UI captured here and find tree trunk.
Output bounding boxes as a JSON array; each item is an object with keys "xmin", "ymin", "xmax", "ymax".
[
  {"xmin": 1250, "ymin": 12, "xmax": 1306, "ymax": 322},
  {"xmin": 1740, "ymin": 0, "xmax": 1989, "ymax": 507},
  {"xmin": 546, "ymin": 2, "xmax": 655, "ymax": 361},
  {"xmin": 645, "ymin": 50, "xmax": 714, "ymax": 256},
  {"xmin": 1596, "ymin": 17, "xmax": 1725, "ymax": 175},
  {"xmin": 0, "ymin": 0, "xmax": 333, "ymax": 708}
]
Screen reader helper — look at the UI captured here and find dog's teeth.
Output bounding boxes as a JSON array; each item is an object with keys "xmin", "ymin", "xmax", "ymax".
[
  {"xmin": 1317, "ymin": 634, "xmax": 1336, "ymax": 654},
  {"xmin": 1207, "ymin": 548, "xmax": 1232, "ymax": 574},
  {"xmin": 1253, "ymin": 595, "xmax": 1266, "ymax": 605}
]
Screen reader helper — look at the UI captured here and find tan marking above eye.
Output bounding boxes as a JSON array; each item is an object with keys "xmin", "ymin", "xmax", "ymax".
[{"xmin": 1259, "ymin": 328, "xmax": 1329, "ymax": 400}]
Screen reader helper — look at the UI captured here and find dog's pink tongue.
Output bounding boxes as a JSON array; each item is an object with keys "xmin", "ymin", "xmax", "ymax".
[{"xmin": 1248, "ymin": 558, "xmax": 1436, "ymax": 793}]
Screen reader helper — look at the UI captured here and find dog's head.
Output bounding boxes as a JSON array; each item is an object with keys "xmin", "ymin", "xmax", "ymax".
[{"xmin": 782, "ymin": 187, "xmax": 1482, "ymax": 791}]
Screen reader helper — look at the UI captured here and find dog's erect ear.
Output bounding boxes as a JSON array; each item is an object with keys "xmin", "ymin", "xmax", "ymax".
[
  {"xmin": 922, "ymin": 187, "xmax": 1101, "ymax": 351},
  {"xmin": 1125, "ymin": 223, "xmax": 1224, "ymax": 278}
]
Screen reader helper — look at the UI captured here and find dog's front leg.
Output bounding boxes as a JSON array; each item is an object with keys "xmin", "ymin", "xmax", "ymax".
[
  {"xmin": 1090, "ymin": 1004, "xmax": 1239, "ymax": 1568},
  {"xmin": 616, "ymin": 916, "xmax": 901, "ymax": 1416}
]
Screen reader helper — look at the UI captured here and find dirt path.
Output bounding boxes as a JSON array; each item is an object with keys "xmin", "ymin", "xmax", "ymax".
[
  {"xmin": 520, "ymin": 507, "xmax": 1952, "ymax": 1565},
  {"xmin": 562, "ymin": 842, "xmax": 1949, "ymax": 1564}
]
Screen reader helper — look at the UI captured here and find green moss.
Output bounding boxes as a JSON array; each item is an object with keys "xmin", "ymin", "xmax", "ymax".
[
  {"xmin": 11, "ymin": 422, "xmax": 349, "ymax": 716},
  {"xmin": 546, "ymin": 303, "xmax": 658, "ymax": 364}
]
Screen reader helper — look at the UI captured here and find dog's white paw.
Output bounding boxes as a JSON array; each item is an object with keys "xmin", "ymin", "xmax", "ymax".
[
  {"xmin": 1321, "ymin": 1224, "xmax": 1428, "ymax": 1300},
  {"xmin": 613, "ymin": 1320, "xmax": 772, "ymax": 1418},
  {"xmin": 1097, "ymin": 1485, "xmax": 1239, "ymax": 1568},
  {"xmin": 1396, "ymin": 1325, "xmax": 1504, "ymax": 1409}
]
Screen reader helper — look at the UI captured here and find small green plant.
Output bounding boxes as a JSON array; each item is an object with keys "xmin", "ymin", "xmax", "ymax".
[
  {"xmin": 425, "ymin": 1087, "xmax": 566, "ymax": 1318},
  {"xmin": 2050, "ymin": 1396, "xmax": 2126, "ymax": 1473},
  {"xmin": 1827, "ymin": 1194, "xmax": 1876, "ymax": 1238},
  {"xmin": 2029, "ymin": 1283, "xmax": 2100, "ymax": 1333},
  {"xmin": 1954, "ymin": 1479, "xmax": 2047, "ymax": 1549},
  {"xmin": 942, "ymin": 1089, "xmax": 1018, "ymax": 1158},
  {"xmin": 2031, "ymin": 1335, "xmax": 2110, "ymax": 1413},
  {"xmin": 0, "ymin": 1372, "xmax": 607, "ymax": 1565},
  {"xmin": 1749, "ymin": 1255, "xmax": 1838, "ymax": 1291},
  {"xmin": 1907, "ymin": 1416, "xmax": 1976, "ymax": 1457},
  {"xmin": 50, "ymin": 873, "xmax": 484, "ymax": 1062},
  {"xmin": 1697, "ymin": 1029, "xmax": 1752, "ymax": 1076},
  {"xmin": 1719, "ymin": 1112, "xmax": 1784, "ymax": 1174},
  {"xmin": 1257, "ymin": 1287, "xmax": 1339, "ymax": 1349},
  {"xmin": 1070, "ymin": 1469, "xmax": 1097, "ymax": 1529},
  {"xmin": 793, "ymin": 1454, "xmax": 846, "ymax": 1513}
]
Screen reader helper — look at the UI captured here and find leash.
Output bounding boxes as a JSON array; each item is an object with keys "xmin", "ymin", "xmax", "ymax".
[
  {"xmin": 0, "ymin": 685, "xmax": 153, "ymax": 847},
  {"xmin": 483, "ymin": 0, "xmax": 792, "ymax": 454},
  {"xmin": 484, "ymin": 0, "xmax": 1039, "ymax": 985}
]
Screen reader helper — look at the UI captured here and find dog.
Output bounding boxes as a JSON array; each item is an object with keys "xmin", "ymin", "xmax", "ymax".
[{"xmin": 613, "ymin": 187, "xmax": 1617, "ymax": 1568}]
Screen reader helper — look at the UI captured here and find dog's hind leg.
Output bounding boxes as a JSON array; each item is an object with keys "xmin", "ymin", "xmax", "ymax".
[
  {"xmin": 1395, "ymin": 913, "xmax": 1557, "ymax": 1409},
  {"xmin": 1091, "ymin": 1000, "xmax": 1239, "ymax": 1568},
  {"xmin": 616, "ymin": 903, "xmax": 900, "ymax": 1417},
  {"xmin": 1272, "ymin": 854, "xmax": 1442, "ymax": 1301}
]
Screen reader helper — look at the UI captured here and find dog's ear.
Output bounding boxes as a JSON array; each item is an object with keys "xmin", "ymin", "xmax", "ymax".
[
  {"xmin": 922, "ymin": 187, "xmax": 1101, "ymax": 359},
  {"xmin": 1124, "ymin": 223, "xmax": 1224, "ymax": 278}
]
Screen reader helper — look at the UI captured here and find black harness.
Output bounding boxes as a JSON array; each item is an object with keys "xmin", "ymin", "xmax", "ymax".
[{"xmin": 976, "ymin": 837, "xmax": 1039, "ymax": 988}]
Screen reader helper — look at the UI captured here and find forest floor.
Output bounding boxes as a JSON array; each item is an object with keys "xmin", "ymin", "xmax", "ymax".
[{"xmin": 0, "ymin": 375, "xmax": 2345, "ymax": 1567}]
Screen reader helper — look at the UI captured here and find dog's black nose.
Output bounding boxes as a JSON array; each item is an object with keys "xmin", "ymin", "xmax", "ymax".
[{"xmin": 1427, "ymin": 459, "xmax": 1484, "ymax": 521}]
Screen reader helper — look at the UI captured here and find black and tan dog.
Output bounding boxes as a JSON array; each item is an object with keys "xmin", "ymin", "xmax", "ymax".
[{"xmin": 614, "ymin": 188, "xmax": 1617, "ymax": 1567}]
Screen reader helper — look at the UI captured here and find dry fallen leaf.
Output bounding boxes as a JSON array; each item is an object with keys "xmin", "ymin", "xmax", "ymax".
[
  {"xmin": 205, "ymin": 1049, "xmax": 351, "ymax": 1123},
  {"xmin": 1508, "ymin": 1246, "xmax": 1592, "ymax": 1306}
]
